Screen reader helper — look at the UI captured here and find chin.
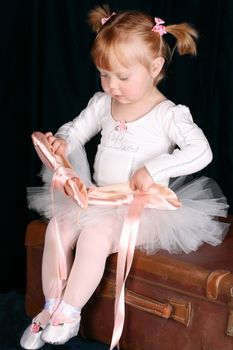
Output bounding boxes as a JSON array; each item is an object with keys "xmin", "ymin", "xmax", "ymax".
[{"xmin": 113, "ymin": 96, "xmax": 130, "ymax": 104}]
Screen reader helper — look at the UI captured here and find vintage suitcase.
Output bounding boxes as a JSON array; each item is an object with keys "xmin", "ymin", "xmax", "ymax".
[{"xmin": 25, "ymin": 217, "xmax": 233, "ymax": 350}]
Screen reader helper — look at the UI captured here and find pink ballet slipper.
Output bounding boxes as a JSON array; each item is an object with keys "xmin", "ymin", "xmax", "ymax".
[
  {"xmin": 41, "ymin": 316, "xmax": 81, "ymax": 345},
  {"xmin": 41, "ymin": 301, "xmax": 81, "ymax": 345},
  {"xmin": 20, "ymin": 320, "xmax": 46, "ymax": 349},
  {"xmin": 31, "ymin": 131, "xmax": 71, "ymax": 171},
  {"xmin": 31, "ymin": 131, "xmax": 88, "ymax": 208},
  {"xmin": 20, "ymin": 298, "xmax": 59, "ymax": 349}
]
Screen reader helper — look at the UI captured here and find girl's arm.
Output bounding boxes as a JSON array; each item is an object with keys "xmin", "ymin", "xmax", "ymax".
[
  {"xmin": 144, "ymin": 105, "xmax": 213, "ymax": 183},
  {"xmin": 40, "ymin": 93, "xmax": 107, "ymax": 187},
  {"xmin": 55, "ymin": 92, "xmax": 106, "ymax": 155}
]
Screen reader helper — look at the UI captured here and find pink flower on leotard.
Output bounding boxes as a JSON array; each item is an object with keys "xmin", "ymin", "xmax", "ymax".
[{"xmin": 116, "ymin": 120, "xmax": 127, "ymax": 132}]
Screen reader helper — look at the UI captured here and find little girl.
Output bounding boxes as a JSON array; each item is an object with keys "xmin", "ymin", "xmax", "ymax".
[{"xmin": 20, "ymin": 4, "xmax": 229, "ymax": 350}]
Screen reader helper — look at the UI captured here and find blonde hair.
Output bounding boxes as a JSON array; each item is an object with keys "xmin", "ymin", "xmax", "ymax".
[{"xmin": 88, "ymin": 4, "xmax": 198, "ymax": 84}]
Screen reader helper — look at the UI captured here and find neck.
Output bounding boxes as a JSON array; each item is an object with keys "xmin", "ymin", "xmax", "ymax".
[{"xmin": 111, "ymin": 88, "xmax": 167, "ymax": 122}]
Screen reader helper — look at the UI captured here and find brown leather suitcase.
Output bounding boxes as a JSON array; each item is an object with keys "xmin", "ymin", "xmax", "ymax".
[{"xmin": 25, "ymin": 217, "xmax": 233, "ymax": 350}]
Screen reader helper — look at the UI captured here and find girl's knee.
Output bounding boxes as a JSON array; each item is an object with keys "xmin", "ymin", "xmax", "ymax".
[{"xmin": 76, "ymin": 226, "xmax": 117, "ymax": 253}]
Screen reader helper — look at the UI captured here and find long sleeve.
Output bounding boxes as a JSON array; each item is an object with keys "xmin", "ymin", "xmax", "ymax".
[
  {"xmin": 145, "ymin": 105, "xmax": 213, "ymax": 182},
  {"xmin": 50, "ymin": 92, "xmax": 108, "ymax": 186},
  {"xmin": 55, "ymin": 92, "xmax": 107, "ymax": 154}
]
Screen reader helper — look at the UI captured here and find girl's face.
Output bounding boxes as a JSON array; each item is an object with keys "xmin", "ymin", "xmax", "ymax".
[
  {"xmin": 98, "ymin": 40, "xmax": 163, "ymax": 105},
  {"xmin": 99, "ymin": 63, "xmax": 154, "ymax": 104}
]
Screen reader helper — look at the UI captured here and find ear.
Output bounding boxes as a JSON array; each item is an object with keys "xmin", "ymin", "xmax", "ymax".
[{"xmin": 150, "ymin": 56, "xmax": 165, "ymax": 78}]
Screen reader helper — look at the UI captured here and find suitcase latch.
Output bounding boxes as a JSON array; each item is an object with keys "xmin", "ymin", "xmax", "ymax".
[
  {"xmin": 206, "ymin": 270, "xmax": 233, "ymax": 337},
  {"xmin": 227, "ymin": 287, "xmax": 233, "ymax": 337},
  {"xmin": 206, "ymin": 269, "xmax": 231, "ymax": 300}
]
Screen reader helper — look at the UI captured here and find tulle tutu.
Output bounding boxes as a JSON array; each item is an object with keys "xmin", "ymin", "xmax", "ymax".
[{"xmin": 27, "ymin": 142, "xmax": 229, "ymax": 255}]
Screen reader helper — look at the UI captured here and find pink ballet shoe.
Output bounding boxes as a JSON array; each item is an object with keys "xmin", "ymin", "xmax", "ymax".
[
  {"xmin": 20, "ymin": 321, "xmax": 46, "ymax": 349},
  {"xmin": 31, "ymin": 131, "xmax": 71, "ymax": 171},
  {"xmin": 31, "ymin": 131, "xmax": 88, "ymax": 209},
  {"xmin": 41, "ymin": 316, "xmax": 81, "ymax": 345}
]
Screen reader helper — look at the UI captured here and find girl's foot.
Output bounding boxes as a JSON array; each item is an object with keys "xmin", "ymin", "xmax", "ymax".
[
  {"xmin": 20, "ymin": 310, "xmax": 49, "ymax": 349},
  {"xmin": 20, "ymin": 298, "xmax": 59, "ymax": 349},
  {"xmin": 41, "ymin": 300, "xmax": 81, "ymax": 345}
]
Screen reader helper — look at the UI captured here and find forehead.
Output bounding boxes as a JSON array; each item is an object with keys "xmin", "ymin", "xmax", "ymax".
[
  {"xmin": 97, "ymin": 37, "xmax": 152, "ymax": 70},
  {"xmin": 98, "ymin": 61, "xmax": 139, "ymax": 76}
]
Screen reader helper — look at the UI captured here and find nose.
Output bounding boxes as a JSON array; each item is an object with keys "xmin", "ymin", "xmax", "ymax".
[{"xmin": 108, "ymin": 76, "xmax": 118, "ymax": 90}]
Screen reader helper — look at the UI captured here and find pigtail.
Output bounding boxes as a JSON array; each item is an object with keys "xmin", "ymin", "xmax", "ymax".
[
  {"xmin": 88, "ymin": 4, "xmax": 112, "ymax": 33},
  {"xmin": 165, "ymin": 23, "xmax": 198, "ymax": 56}
]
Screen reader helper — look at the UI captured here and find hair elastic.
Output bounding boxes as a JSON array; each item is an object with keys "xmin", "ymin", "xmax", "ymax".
[
  {"xmin": 152, "ymin": 17, "xmax": 167, "ymax": 36},
  {"xmin": 101, "ymin": 12, "xmax": 116, "ymax": 25}
]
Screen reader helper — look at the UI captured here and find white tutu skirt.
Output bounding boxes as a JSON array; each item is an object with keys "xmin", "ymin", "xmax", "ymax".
[
  {"xmin": 27, "ymin": 177, "xmax": 229, "ymax": 255},
  {"xmin": 27, "ymin": 142, "xmax": 229, "ymax": 255}
]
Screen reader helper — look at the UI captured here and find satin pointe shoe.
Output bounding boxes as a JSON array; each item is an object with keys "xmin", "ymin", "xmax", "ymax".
[
  {"xmin": 31, "ymin": 131, "xmax": 70, "ymax": 171},
  {"xmin": 31, "ymin": 131, "xmax": 88, "ymax": 208},
  {"xmin": 41, "ymin": 316, "xmax": 81, "ymax": 345},
  {"xmin": 41, "ymin": 300, "xmax": 81, "ymax": 345},
  {"xmin": 20, "ymin": 320, "xmax": 46, "ymax": 350},
  {"xmin": 20, "ymin": 298, "xmax": 60, "ymax": 349}
]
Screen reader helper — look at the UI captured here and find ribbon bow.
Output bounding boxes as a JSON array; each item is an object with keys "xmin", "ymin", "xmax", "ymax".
[
  {"xmin": 101, "ymin": 12, "xmax": 116, "ymax": 25},
  {"xmin": 31, "ymin": 131, "xmax": 181, "ymax": 350},
  {"xmin": 152, "ymin": 17, "xmax": 167, "ymax": 36}
]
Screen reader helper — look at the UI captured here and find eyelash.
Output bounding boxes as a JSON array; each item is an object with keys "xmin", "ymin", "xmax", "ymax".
[
  {"xmin": 99, "ymin": 73, "xmax": 129, "ymax": 81},
  {"xmin": 100, "ymin": 74, "xmax": 128, "ymax": 81}
]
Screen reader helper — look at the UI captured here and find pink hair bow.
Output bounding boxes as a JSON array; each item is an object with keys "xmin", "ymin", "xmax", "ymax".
[
  {"xmin": 101, "ymin": 12, "xmax": 116, "ymax": 25},
  {"xmin": 152, "ymin": 17, "xmax": 167, "ymax": 36}
]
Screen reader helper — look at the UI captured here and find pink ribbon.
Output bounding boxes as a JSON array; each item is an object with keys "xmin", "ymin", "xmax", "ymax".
[
  {"xmin": 110, "ymin": 194, "xmax": 149, "ymax": 350},
  {"xmin": 152, "ymin": 17, "xmax": 167, "ymax": 36},
  {"xmin": 51, "ymin": 169, "xmax": 180, "ymax": 349},
  {"xmin": 31, "ymin": 131, "xmax": 181, "ymax": 349}
]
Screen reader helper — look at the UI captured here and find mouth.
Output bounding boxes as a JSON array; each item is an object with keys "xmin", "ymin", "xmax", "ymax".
[{"xmin": 112, "ymin": 94, "xmax": 123, "ymax": 99}]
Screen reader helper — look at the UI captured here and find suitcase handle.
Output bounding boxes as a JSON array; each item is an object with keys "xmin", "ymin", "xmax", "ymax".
[
  {"xmin": 125, "ymin": 289, "xmax": 172, "ymax": 319},
  {"xmin": 97, "ymin": 277, "xmax": 192, "ymax": 326}
]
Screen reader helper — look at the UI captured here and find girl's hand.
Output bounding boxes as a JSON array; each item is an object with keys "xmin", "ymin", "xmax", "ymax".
[
  {"xmin": 130, "ymin": 166, "xmax": 154, "ymax": 192},
  {"xmin": 45, "ymin": 132, "xmax": 67, "ymax": 156}
]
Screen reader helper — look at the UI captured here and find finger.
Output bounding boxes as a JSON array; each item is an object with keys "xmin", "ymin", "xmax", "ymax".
[
  {"xmin": 54, "ymin": 139, "xmax": 67, "ymax": 155},
  {"xmin": 51, "ymin": 139, "xmax": 61, "ymax": 153},
  {"xmin": 47, "ymin": 135, "xmax": 56, "ymax": 145},
  {"xmin": 129, "ymin": 179, "xmax": 136, "ymax": 191},
  {"xmin": 55, "ymin": 142, "xmax": 66, "ymax": 156},
  {"xmin": 141, "ymin": 184, "xmax": 149, "ymax": 192}
]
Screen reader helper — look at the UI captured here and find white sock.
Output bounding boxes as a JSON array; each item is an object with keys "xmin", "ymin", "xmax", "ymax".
[
  {"xmin": 33, "ymin": 298, "xmax": 60, "ymax": 326},
  {"xmin": 50, "ymin": 300, "xmax": 81, "ymax": 325}
]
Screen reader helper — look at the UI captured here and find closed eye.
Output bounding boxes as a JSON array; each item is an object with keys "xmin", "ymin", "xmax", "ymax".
[
  {"xmin": 100, "ymin": 73, "xmax": 108, "ymax": 78},
  {"xmin": 119, "ymin": 77, "xmax": 128, "ymax": 81}
]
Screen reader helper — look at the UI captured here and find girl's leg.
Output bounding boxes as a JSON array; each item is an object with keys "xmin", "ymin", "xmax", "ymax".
[
  {"xmin": 42, "ymin": 217, "xmax": 75, "ymax": 299},
  {"xmin": 20, "ymin": 217, "xmax": 77, "ymax": 349},
  {"xmin": 63, "ymin": 220, "xmax": 120, "ymax": 307},
  {"xmin": 32, "ymin": 217, "xmax": 75, "ymax": 321},
  {"xmin": 42, "ymin": 218, "xmax": 121, "ymax": 344}
]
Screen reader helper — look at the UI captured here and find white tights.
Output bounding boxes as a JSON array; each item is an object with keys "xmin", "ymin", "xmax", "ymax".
[{"xmin": 42, "ymin": 216, "xmax": 121, "ymax": 310}]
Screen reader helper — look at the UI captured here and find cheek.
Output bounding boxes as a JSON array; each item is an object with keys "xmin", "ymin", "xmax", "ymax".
[
  {"xmin": 100, "ymin": 78, "xmax": 108, "ymax": 91},
  {"xmin": 129, "ymin": 76, "xmax": 153, "ymax": 96},
  {"xmin": 122, "ymin": 82, "xmax": 143, "ymax": 98}
]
